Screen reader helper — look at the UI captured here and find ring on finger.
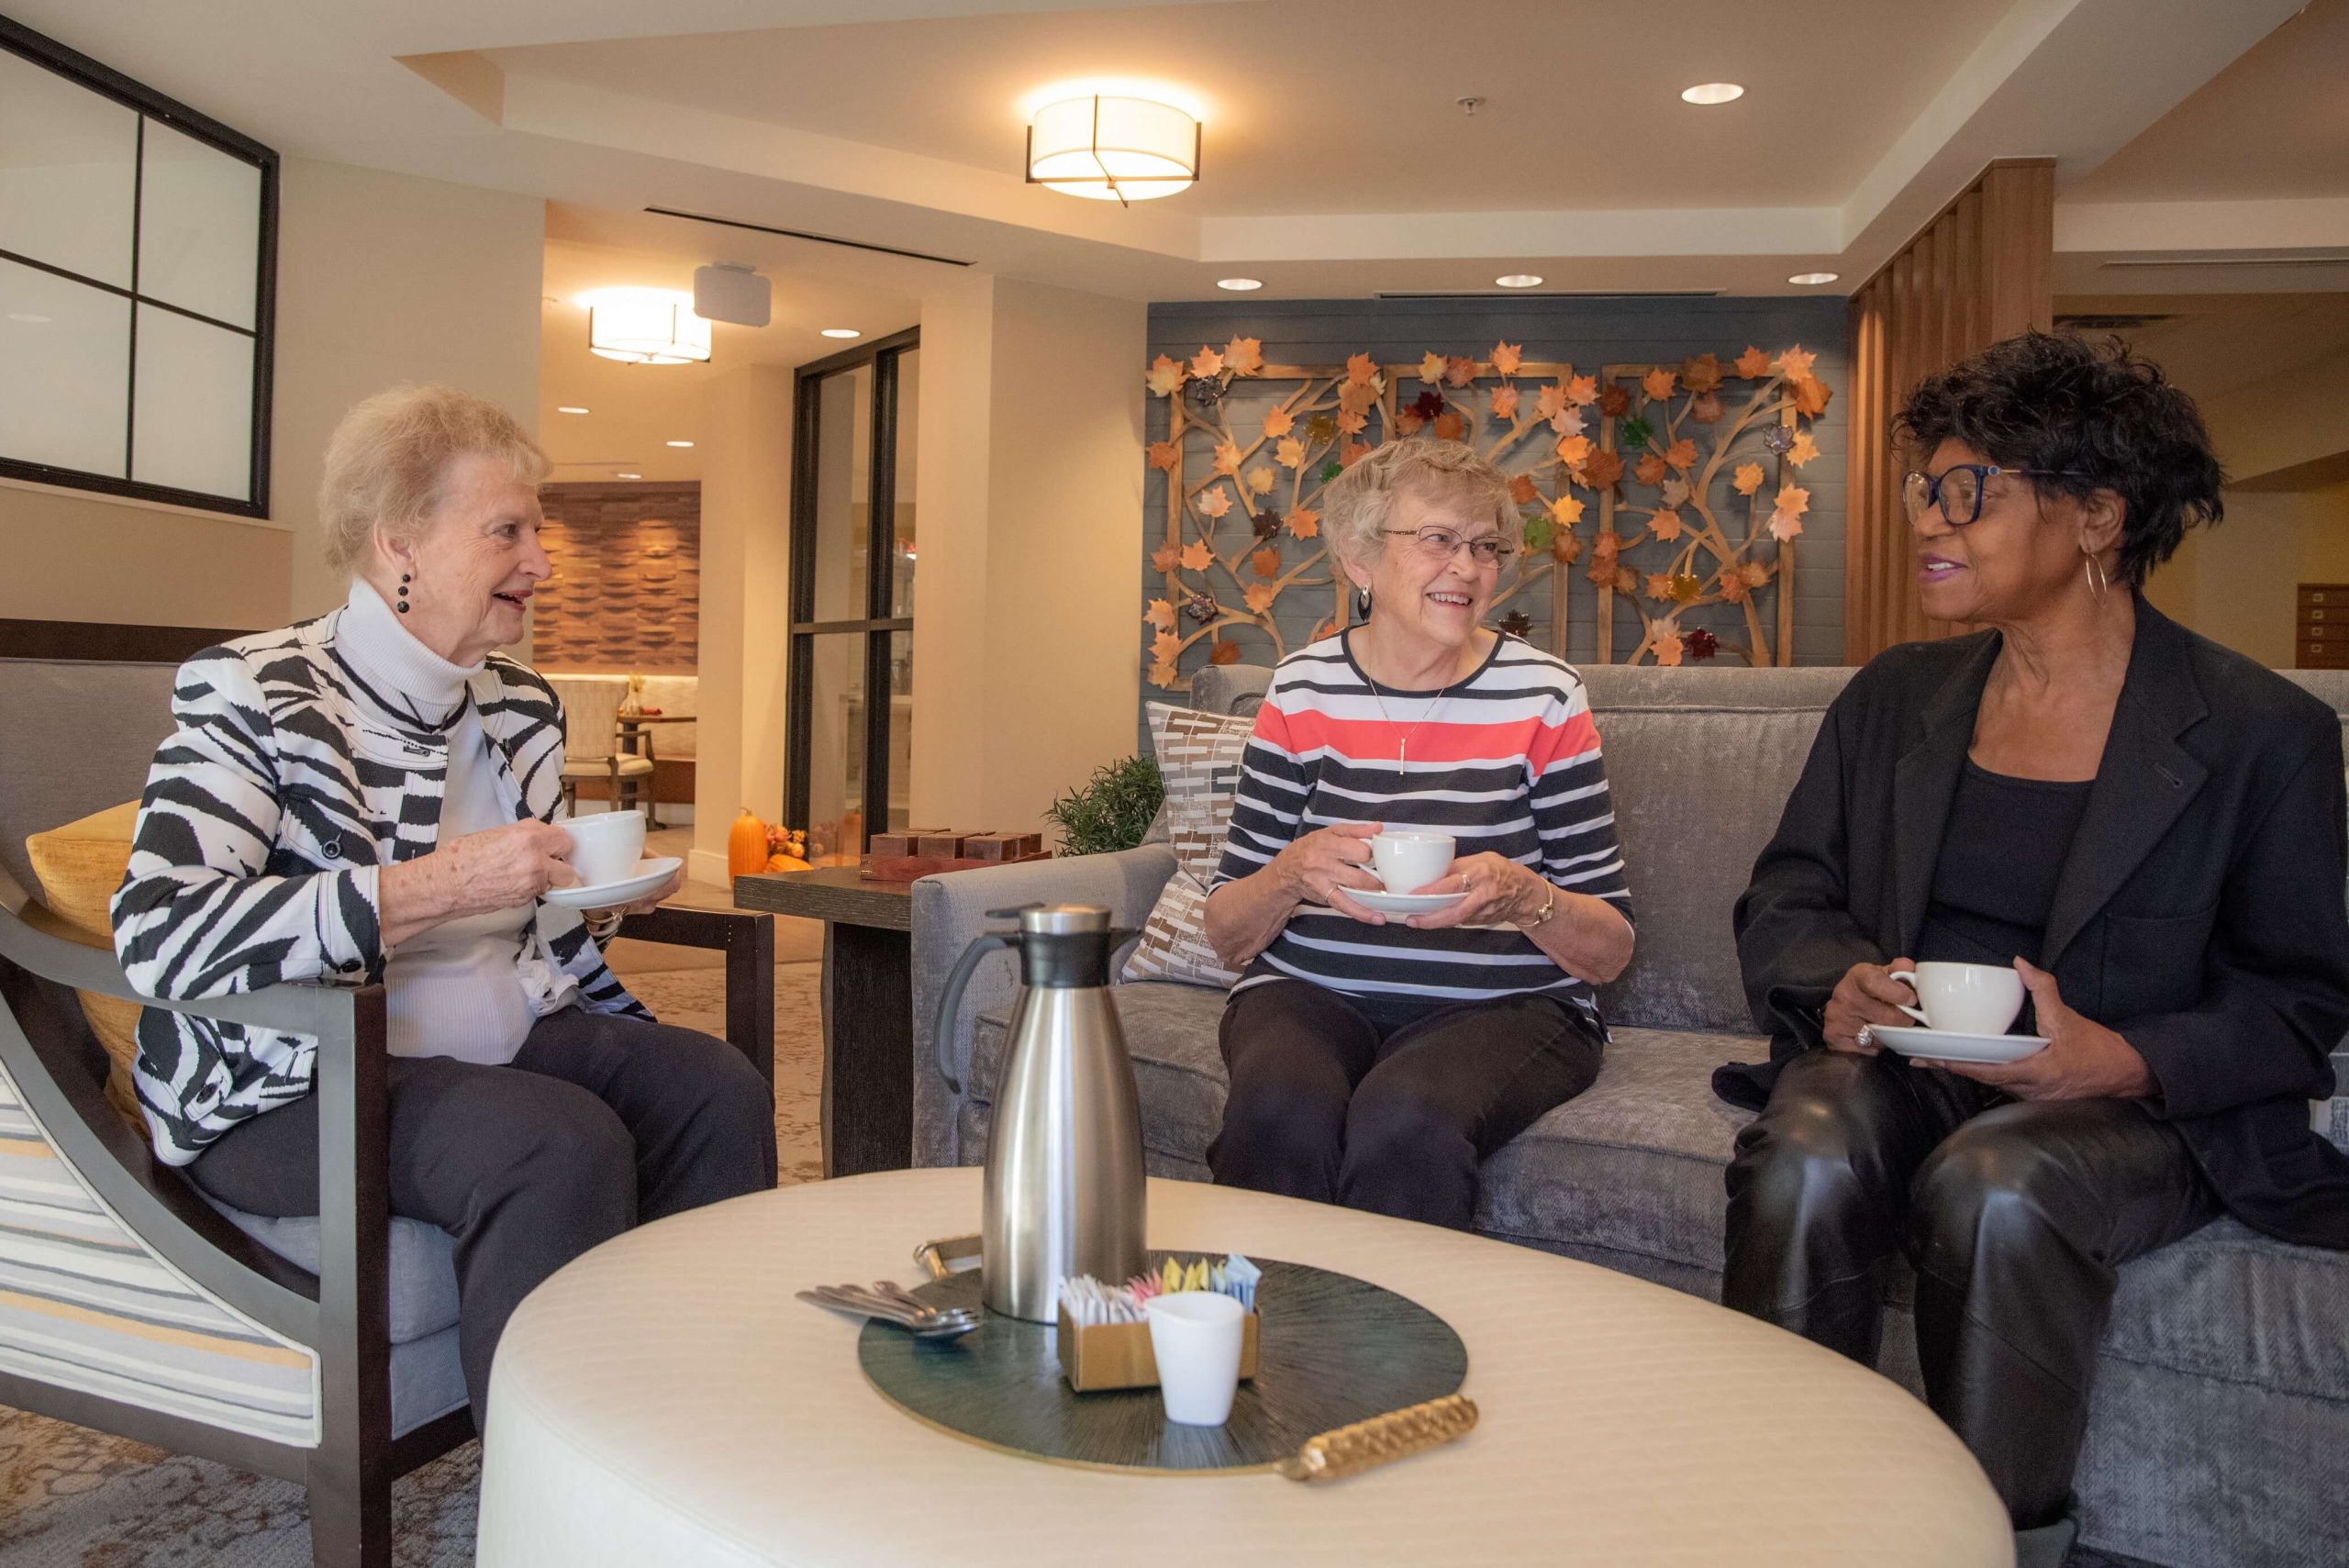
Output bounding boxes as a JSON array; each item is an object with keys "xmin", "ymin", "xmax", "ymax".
[{"xmin": 1854, "ymin": 1024, "xmax": 1875, "ymax": 1051}]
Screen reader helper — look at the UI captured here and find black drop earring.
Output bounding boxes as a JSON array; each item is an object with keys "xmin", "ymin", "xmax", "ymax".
[
  {"xmin": 1353, "ymin": 584, "xmax": 1374, "ymax": 621},
  {"xmin": 396, "ymin": 573, "xmax": 411, "ymax": 616}
]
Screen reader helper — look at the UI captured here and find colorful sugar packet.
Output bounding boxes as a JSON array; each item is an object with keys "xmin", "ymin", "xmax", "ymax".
[{"xmin": 1057, "ymin": 1252, "xmax": 1261, "ymax": 1326}]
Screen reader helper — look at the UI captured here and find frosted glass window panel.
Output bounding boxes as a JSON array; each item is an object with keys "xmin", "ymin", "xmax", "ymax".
[
  {"xmin": 132, "ymin": 303, "xmax": 252, "ymax": 499},
  {"xmin": 0, "ymin": 50, "xmax": 137, "ymax": 287},
  {"xmin": 137, "ymin": 120, "xmax": 259, "ymax": 328},
  {"xmin": 0, "ymin": 257, "xmax": 128, "ymax": 476}
]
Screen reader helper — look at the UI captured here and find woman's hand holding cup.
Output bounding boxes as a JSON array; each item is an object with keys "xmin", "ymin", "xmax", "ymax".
[
  {"xmin": 442, "ymin": 819, "xmax": 579, "ymax": 915},
  {"xmin": 1823, "ymin": 958, "xmax": 1922, "ymax": 1054},
  {"xmin": 1275, "ymin": 821, "xmax": 1388, "ymax": 926}
]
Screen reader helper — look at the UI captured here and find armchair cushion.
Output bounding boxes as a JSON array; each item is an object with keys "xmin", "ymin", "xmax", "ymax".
[
  {"xmin": 23, "ymin": 801, "xmax": 144, "ymax": 1128},
  {"xmin": 206, "ymin": 1200, "xmax": 462, "ymax": 1344}
]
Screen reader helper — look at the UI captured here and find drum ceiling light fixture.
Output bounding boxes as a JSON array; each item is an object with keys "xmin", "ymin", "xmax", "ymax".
[
  {"xmin": 1026, "ymin": 94, "xmax": 1199, "ymax": 205},
  {"xmin": 580, "ymin": 288, "xmax": 713, "ymax": 365}
]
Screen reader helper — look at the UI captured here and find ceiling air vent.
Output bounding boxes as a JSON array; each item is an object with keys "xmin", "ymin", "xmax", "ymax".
[
  {"xmin": 644, "ymin": 206, "xmax": 973, "ymax": 268},
  {"xmin": 2054, "ymin": 314, "xmax": 2177, "ymax": 331},
  {"xmin": 1373, "ymin": 289, "xmax": 1724, "ymax": 300}
]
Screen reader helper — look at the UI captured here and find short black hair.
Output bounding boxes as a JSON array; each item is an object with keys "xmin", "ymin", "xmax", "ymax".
[{"xmin": 1894, "ymin": 329, "xmax": 2224, "ymax": 588}]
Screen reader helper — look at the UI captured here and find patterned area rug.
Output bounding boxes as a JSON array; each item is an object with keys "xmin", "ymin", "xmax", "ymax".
[{"xmin": 0, "ymin": 961, "xmax": 823, "ymax": 1566}]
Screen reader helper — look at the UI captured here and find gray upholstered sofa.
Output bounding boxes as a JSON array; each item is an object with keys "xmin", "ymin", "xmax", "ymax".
[{"xmin": 916, "ymin": 661, "xmax": 2349, "ymax": 1568}]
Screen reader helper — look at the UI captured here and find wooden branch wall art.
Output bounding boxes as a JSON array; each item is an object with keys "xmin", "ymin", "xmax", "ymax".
[{"xmin": 1141, "ymin": 340, "xmax": 1832, "ymax": 689}]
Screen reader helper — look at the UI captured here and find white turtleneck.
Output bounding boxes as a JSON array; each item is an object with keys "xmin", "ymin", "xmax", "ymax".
[{"xmin": 338, "ymin": 579, "xmax": 541, "ymax": 1064}]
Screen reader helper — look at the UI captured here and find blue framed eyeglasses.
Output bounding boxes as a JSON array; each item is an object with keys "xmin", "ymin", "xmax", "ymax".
[{"xmin": 1901, "ymin": 463, "xmax": 2087, "ymax": 526}]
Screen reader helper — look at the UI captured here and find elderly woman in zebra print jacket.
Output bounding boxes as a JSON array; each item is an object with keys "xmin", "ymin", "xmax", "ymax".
[{"xmin": 110, "ymin": 384, "xmax": 774, "ymax": 1429}]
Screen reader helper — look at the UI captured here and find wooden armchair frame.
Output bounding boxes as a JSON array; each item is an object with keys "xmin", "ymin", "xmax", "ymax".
[{"xmin": 0, "ymin": 900, "xmax": 774, "ymax": 1568}]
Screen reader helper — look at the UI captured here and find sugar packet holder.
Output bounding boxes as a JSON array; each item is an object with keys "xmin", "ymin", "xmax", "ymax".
[{"xmin": 1055, "ymin": 1252, "xmax": 1263, "ymax": 1393}]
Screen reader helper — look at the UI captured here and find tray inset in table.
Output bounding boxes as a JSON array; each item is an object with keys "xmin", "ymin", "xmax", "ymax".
[{"xmin": 854, "ymin": 1253, "xmax": 1468, "ymax": 1474}]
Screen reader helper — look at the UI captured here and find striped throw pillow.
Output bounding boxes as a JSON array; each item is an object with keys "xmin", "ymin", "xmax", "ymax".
[{"xmin": 1122, "ymin": 704, "xmax": 1252, "ymax": 989}]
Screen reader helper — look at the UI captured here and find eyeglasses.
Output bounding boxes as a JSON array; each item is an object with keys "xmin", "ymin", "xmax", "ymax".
[
  {"xmin": 1380, "ymin": 525, "xmax": 1518, "ymax": 568},
  {"xmin": 1901, "ymin": 463, "xmax": 2087, "ymax": 527}
]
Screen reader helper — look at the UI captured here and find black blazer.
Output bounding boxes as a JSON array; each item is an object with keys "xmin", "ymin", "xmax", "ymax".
[{"xmin": 1722, "ymin": 600, "xmax": 2349, "ymax": 1249}]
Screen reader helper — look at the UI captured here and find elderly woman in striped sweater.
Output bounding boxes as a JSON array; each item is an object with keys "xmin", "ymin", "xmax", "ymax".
[
  {"xmin": 110, "ymin": 385, "xmax": 774, "ymax": 1429},
  {"xmin": 1202, "ymin": 439, "xmax": 1636, "ymax": 1227}
]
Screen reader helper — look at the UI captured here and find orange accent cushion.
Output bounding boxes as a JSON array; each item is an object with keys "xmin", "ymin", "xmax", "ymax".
[{"xmin": 23, "ymin": 802, "xmax": 146, "ymax": 1130}]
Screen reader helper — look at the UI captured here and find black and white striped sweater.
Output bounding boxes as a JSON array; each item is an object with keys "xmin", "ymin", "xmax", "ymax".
[{"xmin": 110, "ymin": 606, "xmax": 646, "ymax": 1165}]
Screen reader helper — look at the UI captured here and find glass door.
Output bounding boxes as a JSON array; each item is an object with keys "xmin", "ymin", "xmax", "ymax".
[{"xmin": 788, "ymin": 328, "xmax": 918, "ymax": 863}]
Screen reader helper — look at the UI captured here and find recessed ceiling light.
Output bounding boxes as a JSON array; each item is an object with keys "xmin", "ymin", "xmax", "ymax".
[
  {"xmin": 1496, "ymin": 274, "xmax": 1543, "ymax": 289},
  {"xmin": 821, "ymin": 328, "xmax": 862, "ymax": 339},
  {"xmin": 1681, "ymin": 83, "xmax": 1744, "ymax": 106},
  {"xmin": 1217, "ymin": 277, "xmax": 1263, "ymax": 292},
  {"xmin": 556, "ymin": 405, "xmax": 590, "ymax": 415},
  {"xmin": 1787, "ymin": 272, "xmax": 1841, "ymax": 286},
  {"xmin": 616, "ymin": 472, "xmax": 642, "ymax": 480},
  {"xmin": 665, "ymin": 439, "xmax": 696, "ymax": 448}
]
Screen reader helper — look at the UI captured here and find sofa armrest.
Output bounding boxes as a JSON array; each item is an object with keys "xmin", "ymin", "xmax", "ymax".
[
  {"xmin": 615, "ymin": 906, "xmax": 776, "ymax": 1086},
  {"xmin": 910, "ymin": 845, "xmax": 1178, "ymax": 1167}
]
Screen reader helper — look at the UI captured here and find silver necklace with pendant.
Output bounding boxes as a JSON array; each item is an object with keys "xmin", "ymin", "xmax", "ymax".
[{"xmin": 1364, "ymin": 667, "xmax": 1463, "ymax": 775}]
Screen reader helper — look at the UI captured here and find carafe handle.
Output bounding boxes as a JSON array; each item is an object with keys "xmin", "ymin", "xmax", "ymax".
[{"xmin": 933, "ymin": 930, "xmax": 1019, "ymax": 1095}]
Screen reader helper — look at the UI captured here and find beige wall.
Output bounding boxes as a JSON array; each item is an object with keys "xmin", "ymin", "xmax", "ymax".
[
  {"xmin": 909, "ymin": 275, "xmax": 1145, "ymax": 835},
  {"xmin": 277, "ymin": 159, "xmax": 545, "ymax": 622},
  {"xmin": 690, "ymin": 364, "xmax": 794, "ymax": 885},
  {"xmin": 0, "ymin": 157, "xmax": 543, "ymax": 638},
  {"xmin": 0, "ymin": 481, "xmax": 290, "ymax": 628},
  {"xmin": 2156, "ymin": 481, "xmax": 2349, "ymax": 667}
]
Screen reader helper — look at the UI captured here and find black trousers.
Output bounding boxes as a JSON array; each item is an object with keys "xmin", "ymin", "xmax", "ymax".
[
  {"xmin": 184, "ymin": 1006, "xmax": 777, "ymax": 1429},
  {"xmin": 1208, "ymin": 979, "xmax": 1603, "ymax": 1229},
  {"xmin": 1721, "ymin": 1048, "xmax": 2220, "ymax": 1529}
]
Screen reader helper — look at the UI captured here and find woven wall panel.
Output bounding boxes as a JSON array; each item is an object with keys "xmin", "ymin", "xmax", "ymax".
[{"xmin": 535, "ymin": 482, "xmax": 701, "ymax": 671}]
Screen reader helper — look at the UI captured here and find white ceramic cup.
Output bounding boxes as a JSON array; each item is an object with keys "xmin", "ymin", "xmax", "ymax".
[
  {"xmin": 562, "ymin": 811, "xmax": 646, "ymax": 889},
  {"xmin": 1884, "ymin": 962, "xmax": 2025, "ymax": 1036},
  {"xmin": 1143, "ymin": 1291, "xmax": 1247, "ymax": 1427},
  {"xmin": 1368, "ymin": 830, "xmax": 1455, "ymax": 895}
]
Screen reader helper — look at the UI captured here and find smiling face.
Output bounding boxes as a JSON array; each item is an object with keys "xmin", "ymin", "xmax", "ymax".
[
  {"xmin": 1349, "ymin": 479, "xmax": 1503, "ymax": 658},
  {"xmin": 1911, "ymin": 439, "xmax": 2111, "ymax": 627},
  {"xmin": 379, "ymin": 451, "xmax": 551, "ymax": 666}
]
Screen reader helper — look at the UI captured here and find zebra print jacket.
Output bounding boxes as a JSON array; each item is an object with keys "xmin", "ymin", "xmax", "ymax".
[{"xmin": 111, "ymin": 608, "xmax": 646, "ymax": 1165}]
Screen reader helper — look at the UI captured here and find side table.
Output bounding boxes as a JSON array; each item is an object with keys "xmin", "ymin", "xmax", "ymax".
[
  {"xmin": 733, "ymin": 867, "xmax": 913, "ymax": 1176},
  {"xmin": 614, "ymin": 713, "xmax": 693, "ymax": 830}
]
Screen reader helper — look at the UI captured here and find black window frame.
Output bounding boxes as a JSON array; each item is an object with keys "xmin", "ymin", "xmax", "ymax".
[
  {"xmin": 786, "ymin": 326, "xmax": 919, "ymax": 850},
  {"xmin": 0, "ymin": 14, "xmax": 278, "ymax": 520}
]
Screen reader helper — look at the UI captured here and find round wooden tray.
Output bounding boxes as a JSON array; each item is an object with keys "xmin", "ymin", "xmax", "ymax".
[{"xmin": 856, "ymin": 1253, "xmax": 1467, "ymax": 1475}]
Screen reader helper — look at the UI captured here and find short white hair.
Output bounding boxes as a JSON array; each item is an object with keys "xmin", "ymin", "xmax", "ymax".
[
  {"xmin": 318, "ymin": 384, "xmax": 547, "ymax": 571},
  {"xmin": 1320, "ymin": 438, "xmax": 1520, "ymax": 576}
]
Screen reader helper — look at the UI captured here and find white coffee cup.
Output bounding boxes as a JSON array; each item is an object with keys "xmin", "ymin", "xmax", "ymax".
[
  {"xmin": 1369, "ymin": 830, "xmax": 1455, "ymax": 895},
  {"xmin": 562, "ymin": 811, "xmax": 646, "ymax": 889},
  {"xmin": 1143, "ymin": 1291, "xmax": 1247, "ymax": 1427},
  {"xmin": 1885, "ymin": 962, "xmax": 2025, "ymax": 1036}
]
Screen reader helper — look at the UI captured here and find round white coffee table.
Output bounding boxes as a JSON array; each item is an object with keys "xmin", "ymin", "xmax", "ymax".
[{"xmin": 475, "ymin": 1169, "xmax": 2008, "ymax": 1566}]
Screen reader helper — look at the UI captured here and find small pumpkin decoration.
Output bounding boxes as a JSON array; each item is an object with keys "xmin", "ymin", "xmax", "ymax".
[
  {"xmin": 764, "ymin": 852, "xmax": 813, "ymax": 873},
  {"xmin": 728, "ymin": 809, "xmax": 770, "ymax": 879}
]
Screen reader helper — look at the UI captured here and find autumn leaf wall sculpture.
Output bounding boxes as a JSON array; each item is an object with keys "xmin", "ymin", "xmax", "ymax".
[{"xmin": 1141, "ymin": 339, "xmax": 1832, "ymax": 689}]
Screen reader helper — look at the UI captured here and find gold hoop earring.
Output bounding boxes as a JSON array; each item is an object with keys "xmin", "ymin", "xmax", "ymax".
[{"xmin": 2084, "ymin": 554, "xmax": 2110, "ymax": 602}]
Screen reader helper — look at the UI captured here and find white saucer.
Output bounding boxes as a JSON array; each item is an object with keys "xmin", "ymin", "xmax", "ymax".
[
  {"xmin": 1347, "ymin": 887, "xmax": 1469, "ymax": 920},
  {"xmin": 543, "ymin": 856, "xmax": 684, "ymax": 910},
  {"xmin": 1872, "ymin": 1024, "xmax": 2048, "ymax": 1064}
]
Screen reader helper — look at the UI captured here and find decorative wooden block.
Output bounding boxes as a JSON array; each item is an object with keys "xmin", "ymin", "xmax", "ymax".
[
  {"xmin": 915, "ymin": 831, "xmax": 969, "ymax": 858},
  {"xmin": 962, "ymin": 832, "xmax": 1043, "ymax": 862}
]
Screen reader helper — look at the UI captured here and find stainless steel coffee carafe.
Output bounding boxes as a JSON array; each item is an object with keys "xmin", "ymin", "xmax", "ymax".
[{"xmin": 934, "ymin": 904, "xmax": 1145, "ymax": 1322}]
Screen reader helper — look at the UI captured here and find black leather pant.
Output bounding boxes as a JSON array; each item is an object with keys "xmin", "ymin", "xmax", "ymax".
[{"xmin": 1721, "ymin": 1049, "xmax": 2220, "ymax": 1529}]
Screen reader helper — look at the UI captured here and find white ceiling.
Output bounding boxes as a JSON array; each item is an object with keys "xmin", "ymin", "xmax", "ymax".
[
  {"xmin": 537, "ymin": 222, "xmax": 920, "ymax": 482},
  {"xmin": 486, "ymin": 0, "xmax": 2012, "ymax": 217},
  {"xmin": 2069, "ymin": 0, "xmax": 2349, "ymax": 203},
  {"xmin": 3, "ymin": 0, "xmax": 2342, "ymax": 305}
]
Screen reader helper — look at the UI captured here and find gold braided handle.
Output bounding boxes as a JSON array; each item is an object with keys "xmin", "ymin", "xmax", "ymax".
[{"xmin": 1277, "ymin": 1393, "xmax": 1479, "ymax": 1482}]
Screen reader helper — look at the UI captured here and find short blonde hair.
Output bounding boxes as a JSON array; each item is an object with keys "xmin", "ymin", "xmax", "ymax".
[
  {"xmin": 1320, "ymin": 438, "xmax": 1520, "ymax": 578},
  {"xmin": 319, "ymin": 384, "xmax": 548, "ymax": 571}
]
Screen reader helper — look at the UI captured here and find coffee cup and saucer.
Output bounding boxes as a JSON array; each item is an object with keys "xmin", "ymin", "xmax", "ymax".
[
  {"xmin": 1870, "ymin": 962, "xmax": 2048, "ymax": 1064},
  {"xmin": 542, "ymin": 811, "xmax": 683, "ymax": 910},
  {"xmin": 1344, "ymin": 830, "xmax": 1466, "ymax": 921}
]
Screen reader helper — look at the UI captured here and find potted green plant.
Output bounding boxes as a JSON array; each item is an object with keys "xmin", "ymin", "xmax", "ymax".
[{"xmin": 1042, "ymin": 755, "xmax": 1164, "ymax": 857}]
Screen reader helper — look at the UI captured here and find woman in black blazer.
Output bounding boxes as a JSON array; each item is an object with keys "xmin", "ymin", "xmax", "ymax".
[{"xmin": 1721, "ymin": 331, "xmax": 2349, "ymax": 1566}]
